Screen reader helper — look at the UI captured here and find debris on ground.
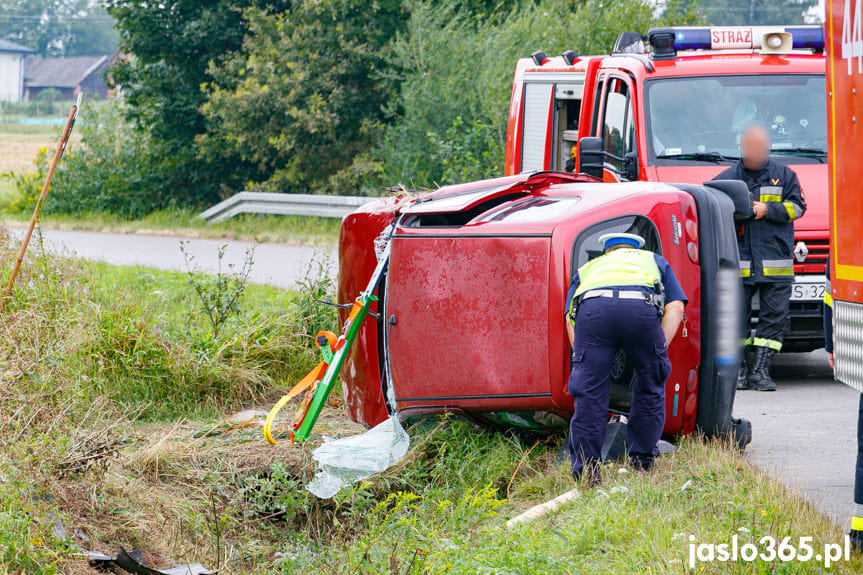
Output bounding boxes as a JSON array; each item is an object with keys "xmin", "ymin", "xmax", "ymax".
[
  {"xmin": 307, "ymin": 415, "xmax": 410, "ymax": 498},
  {"xmin": 505, "ymin": 488, "xmax": 580, "ymax": 528},
  {"xmin": 86, "ymin": 547, "xmax": 216, "ymax": 575}
]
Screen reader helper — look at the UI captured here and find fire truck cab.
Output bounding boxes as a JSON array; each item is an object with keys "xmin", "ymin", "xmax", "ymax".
[{"xmin": 506, "ymin": 26, "xmax": 829, "ymax": 352}]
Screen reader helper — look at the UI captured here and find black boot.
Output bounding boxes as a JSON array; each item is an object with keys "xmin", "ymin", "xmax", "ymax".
[
  {"xmin": 748, "ymin": 347, "xmax": 777, "ymax": 391},
  {"xmin": 736, "ymin": 355, "xmax": 750, "ymax": 390}
]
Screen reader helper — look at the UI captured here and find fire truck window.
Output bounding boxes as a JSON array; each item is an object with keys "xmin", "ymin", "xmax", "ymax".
[
  {"xmin": 601, "ymin": 79, "xmax": 632, "ymax": 174},
  {"xmin": 570, "ymin": 215, "xmax": 661, "ymax": 277},
  {"xmin": 645, "ymin": 74, "xmax": 826, "ymax": 164},
  {"xmin": 521, "ymin": 83, "xmax": 554, "ymax": 172}
]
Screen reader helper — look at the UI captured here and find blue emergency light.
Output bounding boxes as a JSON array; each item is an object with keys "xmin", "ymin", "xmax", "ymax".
[{"xmin": 648, "ymin": 26, "xmax": 824, "ymax": 60}]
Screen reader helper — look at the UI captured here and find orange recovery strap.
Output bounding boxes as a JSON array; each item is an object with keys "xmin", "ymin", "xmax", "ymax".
[{"xmin": 263, "ymin": 330, "xmax": 336, "ymax": 446}]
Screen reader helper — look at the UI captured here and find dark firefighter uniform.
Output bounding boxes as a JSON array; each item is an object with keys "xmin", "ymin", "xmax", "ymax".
[
  {"xmin": 564, "ymin": 233, "xmax": 687, "ymax": 481},
  {"xmin": 713, "ymin": 160, "xmax": 806, "ymax": 391}
]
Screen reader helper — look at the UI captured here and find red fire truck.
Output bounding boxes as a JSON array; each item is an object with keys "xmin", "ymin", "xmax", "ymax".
[
  {"xmin": 827, "ymin": 2, "xmax": 863, "ymax": 390},
  {"xmin": 506, "ymin": 26, "xmax": 829, "ymax": 352}
]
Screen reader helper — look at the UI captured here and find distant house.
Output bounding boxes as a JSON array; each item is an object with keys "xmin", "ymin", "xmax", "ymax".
[
  {"xmin": 23, "ymin": 55, "xmax": 113, "ymax": 101},
  {"xmin": 0, "ymin": 40, "xmax": 35, "ymax": 103}
]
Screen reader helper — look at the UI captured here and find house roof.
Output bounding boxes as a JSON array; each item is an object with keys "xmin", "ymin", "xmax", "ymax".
[
  {"xmin": 0, "ymin": 40, "xmax": 35, "ymax": 54},
  {"xmin": 24, "ymin": 55, "xmax": 110, "ymax": 89}
]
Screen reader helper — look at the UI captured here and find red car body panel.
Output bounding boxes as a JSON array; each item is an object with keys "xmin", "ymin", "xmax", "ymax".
[
  {"xmin": 339, "ymin": 175, "xmax": 710, "ymax": 436},
  {"xmin": 338, "ymin": 201, "xmax": 394, "ymax": 427}
]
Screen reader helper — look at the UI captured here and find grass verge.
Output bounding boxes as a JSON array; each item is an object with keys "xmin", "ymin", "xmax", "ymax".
[{"xmin": 0, "ymin": 225, "xmax": 858, "ymax": 574}]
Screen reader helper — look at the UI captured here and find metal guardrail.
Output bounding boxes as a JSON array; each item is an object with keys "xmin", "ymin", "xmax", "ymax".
[{"xmin": 199, "ymin": 191, "xmax": 372, "ymax": 223}]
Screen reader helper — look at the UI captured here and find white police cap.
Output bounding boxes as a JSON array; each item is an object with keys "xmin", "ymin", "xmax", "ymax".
[{"xmin": 598, "ymin": 232, "xmax": 645, "ymax": 250}]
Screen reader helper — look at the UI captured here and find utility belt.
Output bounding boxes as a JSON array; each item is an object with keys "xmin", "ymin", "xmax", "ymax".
[{"xmin": 570, "ymin": 283, "xmax": 665, "ymax": 321}]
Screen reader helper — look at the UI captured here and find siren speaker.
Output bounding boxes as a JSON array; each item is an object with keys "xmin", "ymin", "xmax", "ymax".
[{"xmin": 761, "ymin": 31, "xmax": 793, "ymax": 54}]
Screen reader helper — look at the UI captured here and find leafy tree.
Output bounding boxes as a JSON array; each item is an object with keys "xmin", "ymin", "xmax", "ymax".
[
  {"xmin": 375, "ymin": 0, "xmax": 702, "ymax": 188},
  {"xmin": 103, "ymin": 0, "xmax": 292, "ymax": 207},
  {"xmin": 200, "ymin": 0, "xmax": 407, "ymax": 195},
  {"xmin": 693, "ymin": 0, "xmax": 819, "ymax": 25},
  {"xmin": 0, "ymin": 0, "xmax": 118, "ymax": 56}
]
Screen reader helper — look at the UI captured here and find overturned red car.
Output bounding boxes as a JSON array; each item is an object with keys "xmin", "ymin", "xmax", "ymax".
[{"xmin": 337, "ymin": 170, "xmax": 752, "ymax": 445}]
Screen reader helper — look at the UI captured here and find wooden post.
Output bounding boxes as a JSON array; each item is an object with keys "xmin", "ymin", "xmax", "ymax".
[{"xmin": 0, "ymin": 94, "xmax": 81, "ymax": 312}]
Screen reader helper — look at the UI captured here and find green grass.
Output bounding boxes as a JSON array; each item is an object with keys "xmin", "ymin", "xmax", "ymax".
[
  {"xmin": 0, "ymin": 227, "xmax": 859, "ymax": 574},
  {"xmin": 0, "ymin": 121, "xmax": 61, "ymax": 135}
]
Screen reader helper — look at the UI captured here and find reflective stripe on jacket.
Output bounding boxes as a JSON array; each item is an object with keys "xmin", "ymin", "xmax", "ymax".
[{"xmin": 714, "ymin": 160, "xmax": 806, "ymax": 284}]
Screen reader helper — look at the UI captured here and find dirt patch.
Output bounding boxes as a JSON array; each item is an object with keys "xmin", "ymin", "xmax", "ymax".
[
  {"xmin": 0, "ymin": 139, "xmax": 45, "ymax": 173},
  {"xmin": 0, "ymin": 132, "xmax": 81, "ymax": 174}
]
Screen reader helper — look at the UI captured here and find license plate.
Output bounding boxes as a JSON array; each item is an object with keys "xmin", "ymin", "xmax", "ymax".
[{"xmin": 790, "ymin": 280, "xmax": 825, "ymax": 301}]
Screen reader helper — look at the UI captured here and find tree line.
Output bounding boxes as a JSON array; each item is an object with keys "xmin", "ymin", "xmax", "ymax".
[{"xmin": 11, "ymin": 0, "xmax": 817, "ymax": 218}]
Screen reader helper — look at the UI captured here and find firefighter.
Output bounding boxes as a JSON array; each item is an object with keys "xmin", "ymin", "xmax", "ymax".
[
  {"xmin": 713, "ymin": 124, "xmax": 806, "ymax": 392},
  {"xmin": 564, "ymin": 232, "xmax": 686, "ymax": 484}
]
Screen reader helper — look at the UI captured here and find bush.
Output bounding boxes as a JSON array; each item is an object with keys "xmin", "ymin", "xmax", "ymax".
[
  {"xmin": 37, "ymin": 99, "xmax": 178, "ymax": 218},
  {"xmin": 0, "ymin": 98, "xmax": 74, "ymax": 117},
  {"xmin": 200, "ymin": 1, "xmax": 406, "ymax": 196},
  {"xmin": 375, "ymin": 0, "xmax": 701, "ymax": 189},
  {"xmin": 34, "ymin": 88, "xmax": 63, "ymax": 103}
]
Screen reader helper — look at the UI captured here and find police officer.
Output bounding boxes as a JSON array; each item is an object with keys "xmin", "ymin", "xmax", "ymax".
[
  {"xmin": 713, "ymin": 124, "xmax": 806, "ymax": 392},
  {"xmin": 564, "ymin": 232, "xmax": 686, "ymax": 483}
]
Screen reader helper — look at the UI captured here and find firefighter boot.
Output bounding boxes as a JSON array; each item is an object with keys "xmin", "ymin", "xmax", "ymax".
[
  {"xmin": 748, "ymin": 347, "xmax": 777, "ymax": 392},
  {"xmin": 736, "ymin": 354, "xmax": 750, "ymax": 390}
]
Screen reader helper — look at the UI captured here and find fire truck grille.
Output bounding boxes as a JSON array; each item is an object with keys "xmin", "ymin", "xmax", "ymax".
[{"xmin": 794, "ymin": 238, "xmax": 829, "ymax": 275}]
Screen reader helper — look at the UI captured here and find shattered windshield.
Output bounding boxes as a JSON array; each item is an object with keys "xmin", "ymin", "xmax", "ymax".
[{"xmin": 645, "ymin": 74, "xmax": 826, "ymax": 165}]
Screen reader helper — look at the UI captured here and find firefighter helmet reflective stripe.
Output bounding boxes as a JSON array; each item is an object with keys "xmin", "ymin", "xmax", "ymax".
[
  {"xmin": 762, "ymin": 259, "xmax": 794, "ymax": 277},
  {"xmin": 739, "ymin": 260, "xmax": 752, "ymax": 278},
  {"xmin": 573, "ymin": 249, "xmax": 661, "ymax": 299},
  {"xmin": 752, "ymin": 337, "xmax": 782, "ymax": 351}
]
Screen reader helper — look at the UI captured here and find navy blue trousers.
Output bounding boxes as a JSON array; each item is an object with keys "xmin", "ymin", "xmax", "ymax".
[{"xmin": 567, "ymin": 297, "xmax": 671, "ymax": 479}]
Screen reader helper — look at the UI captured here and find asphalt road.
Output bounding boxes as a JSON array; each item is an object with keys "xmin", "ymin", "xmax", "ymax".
[
  {"xmin": 8, "ymin": 227, "xmax": 337, "ymax": 289},
  {"xmin": 734, "ymin": 349, "xmax": 859, "ymax": 528},
  {"xmin": 7, "ymin": 227, "xmax": 857, "ymax": 527}
]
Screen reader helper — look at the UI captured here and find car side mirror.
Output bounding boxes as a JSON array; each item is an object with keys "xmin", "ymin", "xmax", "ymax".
[
  {"xmin": 578, "ymin": 137, "xmax": 604, "ymax": 179},
  {"xmin": 624, "ymin": 151, "xmax": 639, "ymax": 181},
  {"xmin": 703, "ymin": 180, "xmax": 753, "ymax": 221}
]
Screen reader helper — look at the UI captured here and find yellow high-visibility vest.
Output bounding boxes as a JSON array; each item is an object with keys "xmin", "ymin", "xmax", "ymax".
[{"xmin": 573, "ymin": 248, "xmax": 662, "ymax": 299}]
